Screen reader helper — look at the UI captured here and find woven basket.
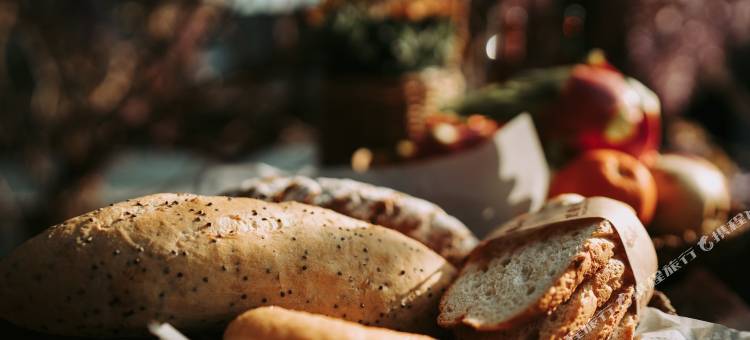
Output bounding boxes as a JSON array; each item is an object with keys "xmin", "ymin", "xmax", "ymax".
[{"xmin": 319, "ymin": 67, "xmax": 465, "ymax": 165}]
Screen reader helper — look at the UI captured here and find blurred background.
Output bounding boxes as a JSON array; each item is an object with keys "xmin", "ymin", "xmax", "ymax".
[{"xmin": 2, "ymin": 0, "xmax": 750, "ymax": 330}]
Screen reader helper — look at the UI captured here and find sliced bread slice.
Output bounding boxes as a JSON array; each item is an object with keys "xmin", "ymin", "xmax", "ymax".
[
  {"xmin": 438, "ymin": 220, "xmax": 615, "ymax": 330},
  {"xmin": 586, "ymin": 258, "xmax": 626, "ymax": 308},
  {"xmin": 538, "ymin": 258, "xmax": 626, "ymax": 339},
  {"xmin": 452, "ymin": 258, "xmax": 628, "ymax": 340},
  {"xmin": 580, "ymin": 286, "xmax": 635, "ymax": 340}
]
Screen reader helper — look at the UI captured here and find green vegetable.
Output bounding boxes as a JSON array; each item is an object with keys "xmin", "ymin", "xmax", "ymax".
[{"xmin": 449, "ymin": 66, "xmax": 573, "ymax": 120}]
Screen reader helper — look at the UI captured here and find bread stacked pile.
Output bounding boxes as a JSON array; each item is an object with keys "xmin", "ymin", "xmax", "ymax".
[{"xmin": 438, "ymin": 209, "xmax": 643, "ymax": 339}]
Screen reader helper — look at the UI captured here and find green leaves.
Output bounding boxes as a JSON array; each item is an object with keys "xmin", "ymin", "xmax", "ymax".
[{"xmin": 450, "ymin": 66, "xmax": 573, "ymax": 120}]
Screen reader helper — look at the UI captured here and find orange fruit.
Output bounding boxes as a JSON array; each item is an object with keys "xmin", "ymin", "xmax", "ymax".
[{"xmin": 549, "ymin": 149, "xmax": 657, "ymax": 224}]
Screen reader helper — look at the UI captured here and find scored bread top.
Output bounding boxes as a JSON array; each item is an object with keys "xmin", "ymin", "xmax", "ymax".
[
  {"xmin": 438, "ymin": 220, "xmax": 615, "ymax": 331},
  {"xmin": 226, "ymin": 176, "xmax": 478, "ymax": 265},
  {"xmin": 0, "ymin": 193, "xmax": 456, "ymax": 337}
]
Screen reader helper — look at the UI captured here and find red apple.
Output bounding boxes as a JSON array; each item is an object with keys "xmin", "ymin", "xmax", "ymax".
[
  {"xmin": 543, "ymin": 64, "xmax": 661, "ymax": 162},
  {"xmin": 454, "ymin": 54, "xmax": 661, "ymax": 163}
]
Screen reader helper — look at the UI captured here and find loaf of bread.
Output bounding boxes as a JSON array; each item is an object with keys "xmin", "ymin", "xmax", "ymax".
[
  {"xmin": 224, "ymin": 306, "xmax": 434, "ymax": 340},
  {"xmin": 439, "ymin": 220, "xmax": 617, "ymax": 330},
  {"xmin": 224, "ymin": 176, "xmax": 478, "ymax": 265},
  {"xmin": 439, "ymin": 214, "xmax": 642, "ymax": 340},
  {"xmin": 0, "ymin": 193, "xmax": 456, "ymax": 337}
]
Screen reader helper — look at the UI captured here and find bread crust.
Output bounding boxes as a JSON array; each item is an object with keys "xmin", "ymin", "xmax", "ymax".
[
  {"xmin": 226, "ymin": 176, "xmax": 478, "ymax": 264},
  {"xmin": 224, "ymin": 306, "xmax": 434, "ymax": 340},
  {"xmin": 0, "ymin": 193, "xmax": 455, "ymax": 336},
  {"xmin": 538, "ymin": 258, "xmax": 625, "ymax": 339},
  {"xmin": 609, "ymin": 312, "xmax": 637, "ymax": 340},
  {"xmin": 579, "ymin": 286, "xmax": 635, "ymax": 340},
  {"xmin": 540, "ymin": 286, "xmax": 598, "ymax": 340},
  {"xmin": 534, "ymin": 237, "xmax": 615, "ymax": 314}
]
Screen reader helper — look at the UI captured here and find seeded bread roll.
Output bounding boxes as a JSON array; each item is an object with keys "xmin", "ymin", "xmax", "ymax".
[
  {"xmin": 224, "ymin": 306, "xmax": 434, "ymax": 340},
  {"xmin": 224, "ymin": 176, "xmax": 478, "ymax": 265},
  {"xmin": 0, "ymin": 193, "xmax": 456, "ymax": 337}
]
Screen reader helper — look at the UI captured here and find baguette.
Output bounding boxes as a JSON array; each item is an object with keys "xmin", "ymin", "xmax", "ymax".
[
  {"xmin": 224, "ymin": 176, "xmax": 478, "ymax": 265},
  {"xmin": 224, "ymin": 306, "xmax": 434, "ymax": 340},
  {"xmin": 0, "ymin": 193, "xmax": 456, "ymax": 337}
]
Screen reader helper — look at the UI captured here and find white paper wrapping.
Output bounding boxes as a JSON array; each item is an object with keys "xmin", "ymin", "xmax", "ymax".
[
  {"xmin": 486, "ymin": 196, "xmax": 658, "ymax": 315},
  {"xmin": 323, "ymin": 113, "xmax": 550, "ymax": 238},
  {"xmin": 637, "ymin": 308, "xmax": 750, "ymax": 340}
]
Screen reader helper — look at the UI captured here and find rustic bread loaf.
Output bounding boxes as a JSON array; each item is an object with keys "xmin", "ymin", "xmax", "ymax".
[
  {"xmin": 438, "ymin": 220, "xmax": 615, "ymax": 330},
  {"xmin": 224, "ymin": 306, "xmax": 434, "ymax": 340},
  {"xmin": 0, "ymin": 193, "xmax": 456, "ymax": 337},
  {"xmin": 224, "ymin": 176, "xmax": 478, "ymax": 264}
]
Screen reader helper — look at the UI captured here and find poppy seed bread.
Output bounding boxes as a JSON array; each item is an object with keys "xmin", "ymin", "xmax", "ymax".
[{"xmin": 0, "ymin": 193, "xmax": 456, "ymax": 337}]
